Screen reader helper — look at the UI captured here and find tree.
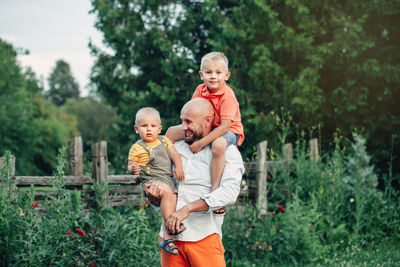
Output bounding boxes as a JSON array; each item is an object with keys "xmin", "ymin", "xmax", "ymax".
[
  {"xmin": 62, "ymin": 97, "xmax": 125, "ymax": 171},
  {"xmin": 62, "ymin": 97, "xmax": 120, "ymax": 143},
  {"xmin": 207, "ymin": 0, "xmax": 400, "ymax": 169},
  {"xmin": 47, "ymin": 59, "xmax": 80, "ymax": 106},
  {"xmin": 0, "ymin": 39, "xmax": 79, "ymax": 175},
  {"xmin": 89, "ymin": 1, "xmax": 400, "ymax": 172},
  {"xmin": 28, "ymin": 95, "xmax": 80, "ymax": 174},
  {"xmin": 89, "ymin": 1, "xmax": 213, "ymax": 125},
  {"xmin": 24, "ymin": 67, "xmax": 44, "ymax": 95},
  {"xmin": 89, "ymin": 0, "xmax": 219, "ymax": 172},
  {"xmin": 0, "ymin": 39, "xmax": 35, "ymax": 172}
]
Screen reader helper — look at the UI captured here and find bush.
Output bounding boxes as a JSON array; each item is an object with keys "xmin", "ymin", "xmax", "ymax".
[
  {"xmin": 223, "ymin": 134, "xmax": 400, "ymax": 266},
  {"xmin": 0, "ymin": 149, "xmax": 161, "ymax": 266},
  {"xmin": 1, "ymin": 134, "xmax": 399, "ymax": 266}
]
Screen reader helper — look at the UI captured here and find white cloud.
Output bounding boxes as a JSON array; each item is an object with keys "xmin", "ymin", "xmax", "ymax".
[
  {"xmin": 18, "ymin": 51, "xmax": 95, "ymax": 96},
  {"xmin": 0, "ymin": 0, "xmax": 108, "ymax": 97},
  {"xmin": 0, "ymin": 34, "xmax": 17, "ymax": 43}
]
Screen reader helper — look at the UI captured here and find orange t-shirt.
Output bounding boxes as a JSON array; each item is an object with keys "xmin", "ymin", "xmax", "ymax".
[{"xmin": 192, "ymin": 83, "xmax": 244, "ymax": 146}]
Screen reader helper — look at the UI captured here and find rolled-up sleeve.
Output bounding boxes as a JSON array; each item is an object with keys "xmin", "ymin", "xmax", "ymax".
[{"xmin": 200, "ymin": 146, "xmax": 244, "ymax": 209}]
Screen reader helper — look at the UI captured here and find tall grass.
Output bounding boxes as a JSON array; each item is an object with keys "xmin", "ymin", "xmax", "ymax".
[
  {"xmin": 223, "ymin": 134, "xmax": 400, "ymax": 266},
  {"xmin": 0, "ymin": 148, "xmax": 161, "ymax": 266},
  {"xmin": 1, "ymin": 134, "xmax": 399, "ymax": 266}
]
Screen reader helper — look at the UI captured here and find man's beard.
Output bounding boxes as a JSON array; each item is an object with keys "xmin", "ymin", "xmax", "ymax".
[{"xmin": 184, "ymin": 130, "xmax": 202, "ymax": 145}]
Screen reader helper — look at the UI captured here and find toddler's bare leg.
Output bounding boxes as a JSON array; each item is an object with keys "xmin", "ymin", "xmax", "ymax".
[
  {"xmin": 211, "ymin": 138, "xmax": 228, "ymax": 215},
  {"xmin": 166, "ymin": 125, "xmax": 185, "ymax": 143},
  {"xmin": 158, "ymin": 184, "xmax": 183, "ymax": 238},
  {"xmin": 157, "ymin": 183, "xmax": 180, "ymax": 254},
  {"xmin": 211, "ymin": 137, "xmax": 228, "ymax": 192}
]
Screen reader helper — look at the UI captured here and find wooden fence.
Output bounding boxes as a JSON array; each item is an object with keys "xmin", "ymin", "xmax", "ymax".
[{"xmin": 1, "ymin": 136, "xmax": 320, "ymax": 213}]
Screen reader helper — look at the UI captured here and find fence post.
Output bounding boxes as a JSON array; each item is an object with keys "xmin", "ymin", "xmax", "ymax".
[
  {"xmin": 309, "ymin": 138, "xmax": 319, "ymax": 161},
  {"xmin": 0, "ymin": 154, "xmax": 15, "ymax": 177},
  {"xmin": 69, "ymin": 136, "xmax": 83, "ymax": 176},
  {"xmin": 282, "ymin": 143, "xmax": 293, "ymax": 160},
  {"xmin": 256, "ymin": 141, "xmax": 268, "ymax": 216},
  {"xmin": 92, "ymin": 141, "xmax": 108, "ymax": 198}
]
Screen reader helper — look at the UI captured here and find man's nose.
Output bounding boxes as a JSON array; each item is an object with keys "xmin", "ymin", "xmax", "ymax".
[{"xmin": 181, "ymin": 122, "xmax": 187, "ymax": 130}]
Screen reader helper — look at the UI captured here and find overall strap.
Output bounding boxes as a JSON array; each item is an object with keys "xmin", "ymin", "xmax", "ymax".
[
  {"xmin": 136, "ymin": 139, "xmax": 156, "ymax": 153},
  {"xmin": 158, "ymin": 136, "xmax": 169, "ymax": 147}
]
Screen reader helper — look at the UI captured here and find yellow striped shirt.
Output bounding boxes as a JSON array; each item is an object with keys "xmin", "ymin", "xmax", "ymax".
[{"xmin": 128, "ymin": 137, "xmax": 173, "ymax": 166}]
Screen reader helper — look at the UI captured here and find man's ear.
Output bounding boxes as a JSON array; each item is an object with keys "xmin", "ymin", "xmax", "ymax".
[{"xmin": 204, "ymin": 114, "xmax": 213, "ymax": 127}]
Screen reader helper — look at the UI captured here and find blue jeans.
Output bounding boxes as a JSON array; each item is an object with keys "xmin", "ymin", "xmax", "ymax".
[{"xmin": 220, "ymin": 130, "xmax": 239, "ymax": 146}]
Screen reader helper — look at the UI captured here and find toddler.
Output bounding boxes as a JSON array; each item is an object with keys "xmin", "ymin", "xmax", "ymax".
[{"xmin": 127, "ymin": 107, "xmax": 185, "ymax": 255}]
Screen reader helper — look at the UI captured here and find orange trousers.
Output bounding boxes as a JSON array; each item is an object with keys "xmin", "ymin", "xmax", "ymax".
[{"xmin": 159, "ymin": 233, "xmax": 226, "ymax": 267}]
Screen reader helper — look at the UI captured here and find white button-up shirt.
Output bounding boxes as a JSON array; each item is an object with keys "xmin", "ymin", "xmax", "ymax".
[{"xmin": 160, "ymin": 140, "xmax": 244, "ymax": 242}]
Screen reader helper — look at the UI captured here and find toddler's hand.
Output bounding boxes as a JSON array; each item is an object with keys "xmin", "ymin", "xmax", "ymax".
[
  {"xmin": 174, "ymin": 167, "xmax": 185, "ymax": 181},
  {"xmin": 128, "ymin": 163, "xmax": 141, "ymax": 175},
  {"xmin": 188, "ymin": 140, "xmax": 203, "ymax": 154},
  {"xmin": 133, "ymin": 163, "xmax": 141, "ymax": 174}
]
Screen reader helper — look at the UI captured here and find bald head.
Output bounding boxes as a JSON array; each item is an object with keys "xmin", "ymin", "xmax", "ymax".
[
  {"xmin": 181, "ymin": 98, "xmax": 214, "ymax": 119},
  {"xmin": 180, "ymin": 98, "xmax": 214, "ymax": 144}
]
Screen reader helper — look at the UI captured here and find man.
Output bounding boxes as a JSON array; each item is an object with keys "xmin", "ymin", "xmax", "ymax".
[{"xmin": 145, "ymin": 98, "xmax": 244, "ymax": 266}]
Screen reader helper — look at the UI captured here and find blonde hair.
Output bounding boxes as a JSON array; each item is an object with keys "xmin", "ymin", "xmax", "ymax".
[
  {"xmin": 135, "ymin": 107, "xmax": 161, "ymax": 125},
  {"xmin": 200, "ymin": 52, "xmax": 229, "ymax": 72}
]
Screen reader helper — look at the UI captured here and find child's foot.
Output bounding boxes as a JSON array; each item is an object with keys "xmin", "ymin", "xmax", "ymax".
[
  {"xmin": 167, "ymin": 223, "xmax": 186, "ymax": 235},
  {"xmin": 159, "ymin": 239, "xmax": 179, "ymax": 255},
  {"xmin": 213, "ymin": 207, "xmax": 226, "ymax": 216}
]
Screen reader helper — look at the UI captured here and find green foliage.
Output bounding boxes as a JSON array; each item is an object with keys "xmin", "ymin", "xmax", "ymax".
[
  {"xmin": 30, "ymin": 96, "xmax": 80, "ymax": 174},
  {"xmin": 24, "ymin": 67, "xmax": 44, "ymax": 95},
  {"xmin": 88, "ymin": 0, "xmax": 227, "ymax": 166},
  {"xmin": 1, "ymin": 135, "xmax": 399, "ymax": 266},
  {"xmin": 89, "ymin": 0, "xmax": 400, "ymax": 172},
  {"xmin": 62, "ymin": 97, "xmax": 120, "ymax": 144},
  {"xmin": 204, "ymin": 0, "xmax": 400, "ymax": 162},
  {"xmin": 344, "ymin": 135, "xmax": 386, "ymax": 240},
  {"xmin": 47, "ymin": 59, "xmax": 80, "ymax": 106},
  {"xmin": 89, "ymin": 0, "xmax": 204, "ymax": 125},
  {"xmin": 223, "ymin": 135, "xmax": 400, "ymax": 266},
  {"xmin": 0, "ymin": 149, "xmax": 161, "ymax": 266},
  {"xmin": 316, "ymin": 239, "xmax": 400, "ymax": 266},
  {"xmin": 61, "ymin": 97, "xmax": 126, "ymax": 173},
  {"xmin": 0, "ymin": 39, "xmax": 79, "ymax": 175}
]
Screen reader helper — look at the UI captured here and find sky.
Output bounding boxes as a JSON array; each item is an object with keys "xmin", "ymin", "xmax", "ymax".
[{"xmin": 0, "ymin": 0, "xmax": 106, "ymax": 96}]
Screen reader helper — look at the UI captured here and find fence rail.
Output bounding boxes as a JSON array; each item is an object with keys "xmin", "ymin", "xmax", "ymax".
[{"xmin": 1, "ymin": 136, "xmax": 320, "ymax": 214}]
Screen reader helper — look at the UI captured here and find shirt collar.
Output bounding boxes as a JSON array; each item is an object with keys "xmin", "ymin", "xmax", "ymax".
[{"xmin": 200, "ymin": 83, "xmax": 227, "ymax": 96}]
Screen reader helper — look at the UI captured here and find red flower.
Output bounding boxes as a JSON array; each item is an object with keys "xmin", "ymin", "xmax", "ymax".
[
  {"xmin": 89, "ymin": 262, "xmax": 95, "ymax": 267},
  {"xmin": 32, "ymin": 202, "xmax": 38, "ymax": 208},
  {"xmin": 278, "ymin": 205, "xmax": 285, "ymax": 212},
  {"xmin": 75, "ymin": 228, "xmax": 85, "ymax": 237},
  {"xmin": 144, "ymin": 200, "xmax": 149, "ymax": 205},
  {"xmin": 67, "ymin": 231, "xmax": 71, "ymax": 235}
]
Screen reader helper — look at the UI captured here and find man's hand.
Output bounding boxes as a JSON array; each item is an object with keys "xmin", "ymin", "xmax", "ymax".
[
  {"xmin": 166, "ymin": 206, "xmax": 190, "ymax": 234},
  {"xmin": 166, "ymin": 199, "xmax": 209, "ymax": 234},
  {"xmin": 144, "ymin": 182, "xmax": 162, "ymax": 206},
  {"xmin": 174, "ymin": 167, "xmax": 185, "ymax": 181},
  {"xmin": 188, "ymin": 140, "xmax": 203, "ymax": 154}
]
